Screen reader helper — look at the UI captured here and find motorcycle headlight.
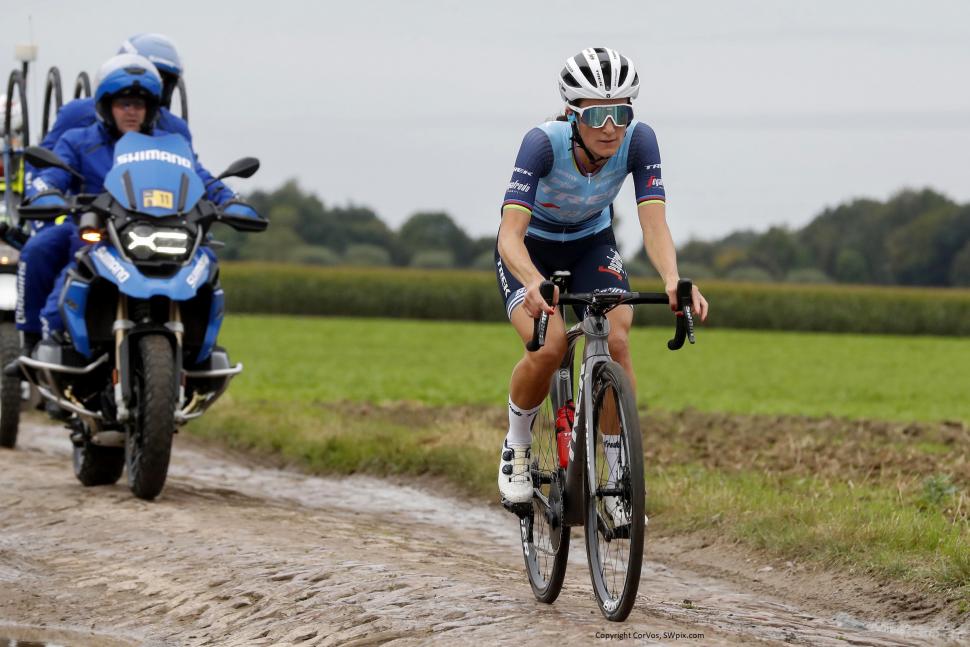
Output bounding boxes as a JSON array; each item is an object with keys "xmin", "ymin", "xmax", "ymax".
[
  {"xmin": 0, "ymin": 242, "xmax": 19, "ymax": 266},
  {"xmin": 122, "ymin": 224, "xmax": 192, "ymax": 262}
]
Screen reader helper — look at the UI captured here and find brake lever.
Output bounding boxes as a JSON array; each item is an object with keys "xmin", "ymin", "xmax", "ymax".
[{"xmin": 684, "ymin": 305, "xmax": 696, "ymax": 344}]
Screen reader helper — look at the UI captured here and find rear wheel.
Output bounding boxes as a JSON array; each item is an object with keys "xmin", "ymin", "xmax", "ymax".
[
  {"xmin": 521, "ymin": 377, "xmax": 570, "ymax": 604},
  {"xmin": 73, "ymin": 440, "xmax": 124, "ymax": 486},
  {"xmin": 0, "ymin": 322, "xmax": 22, "ymax": 448},
  {"xmin": 125, "ymin": 335, "xmax": 176, "ymax": 500},
  {"xmin": 584, "ymin": 360, "xmax": 645, "ymax": 622}
]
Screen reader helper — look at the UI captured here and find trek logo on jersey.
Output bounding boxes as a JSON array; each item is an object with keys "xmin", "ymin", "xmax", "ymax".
[
  {"xmin": 93, "ymin": 247, "xmax": 131, "ymax": 283},
  {"xmin": 513, "ymin": 166, "xmax": 534, "ymax": 177},
  {"xmin": 142, "ymin": 189, "xmax": 174, "ymax": 209},
  {"xmin": 507, "ymin": 180, "xmax": 532, "ymax": 193},
  {"xmin": 116, "ymin": 149, "xmax": 193, "ymax": 170},
  {"xmin": 597, "ymin": 250, "xmax": 625, "ymax": 281}
]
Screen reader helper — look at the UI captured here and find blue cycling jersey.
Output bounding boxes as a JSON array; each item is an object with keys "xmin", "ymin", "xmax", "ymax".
[{"xmin": 502, "ymin": 120, "xmax": 665, "ymax": 242}]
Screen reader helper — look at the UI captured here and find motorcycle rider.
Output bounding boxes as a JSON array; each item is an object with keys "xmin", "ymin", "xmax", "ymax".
[
  {"xmin": 17, "ymin": 34, "xmax": 221, "ymax": 353},
  {"xmin": 40, "ymin": 33, "xmax": 192, "ymax": 150},
  {"xmin": 19, "ymin": 53, "xmax": 257, "ymax": 346}
]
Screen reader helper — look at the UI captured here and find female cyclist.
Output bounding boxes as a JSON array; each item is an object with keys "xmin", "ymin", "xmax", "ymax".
[{"xmin": 495, "ymin": 47, "xmax": 709, "ymax": 509}]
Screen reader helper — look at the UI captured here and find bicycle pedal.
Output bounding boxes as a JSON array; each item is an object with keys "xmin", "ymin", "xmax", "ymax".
[{"xmin": 501, "ymin": 498, "xmax": 532, "ymax": 518}]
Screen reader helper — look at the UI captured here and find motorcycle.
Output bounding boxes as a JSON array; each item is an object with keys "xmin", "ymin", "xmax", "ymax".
[{"xmin": 16, "ymin": 131, "xmax": 267, "ymax": 499}]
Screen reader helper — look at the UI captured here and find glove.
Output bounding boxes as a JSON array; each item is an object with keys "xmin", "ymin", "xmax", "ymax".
[
  {"xmin": 0, "ymin": 221, "xmax": 29, "ymax": 250},
  {"xmin": 25, "ymin": 190, "xmax": 68, "ymax": 209},
  {"xmin": 221, "ymin": 200, "xmax": 263, "ymax": 221}
]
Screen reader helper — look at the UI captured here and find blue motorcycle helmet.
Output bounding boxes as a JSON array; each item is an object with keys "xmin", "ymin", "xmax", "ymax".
[
  {"xmin": 119, "ymin": 33, "xmax": 182, "ymax": 109},
  {"xmin": 94, "ymin": 54, "xmax": 163, "ymax": 136}
]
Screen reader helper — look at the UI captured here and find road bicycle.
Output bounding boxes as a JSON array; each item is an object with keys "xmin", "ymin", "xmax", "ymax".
[{"xmin": 504, "ymin": 272, "xmax": 696, "ymax": 621}]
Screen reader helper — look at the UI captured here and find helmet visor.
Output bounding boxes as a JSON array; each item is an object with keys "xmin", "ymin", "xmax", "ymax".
[{"xmin": 568, "ymin": 103, "xmax": 634, "ymax": 128}]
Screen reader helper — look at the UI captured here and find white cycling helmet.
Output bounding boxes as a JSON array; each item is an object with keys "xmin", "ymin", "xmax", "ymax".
[
  {"xmin": 558, "ymin": 47, "xmax": 639, "ymax": 102},
  {"xmin": 0, "ymin": 94, "xmax": 23, "ymax": 136}
]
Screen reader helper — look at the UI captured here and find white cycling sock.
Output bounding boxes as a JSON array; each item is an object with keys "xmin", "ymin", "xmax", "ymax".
[
  {"xmin": 506, "ymin": 397, "xmax": 540, "ymax": 446},
  {"xmin": 602, "ymin": 434, "xmax": 623, "ymax": 486}
]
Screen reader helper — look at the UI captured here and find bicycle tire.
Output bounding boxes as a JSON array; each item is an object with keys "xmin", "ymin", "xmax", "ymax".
[
  {"xmin": 584, "ymin": 360, "xmax": 644, "ymax": 621},
  {"xmin": 521, "ymin": 375, "xmax": 570, "ymax": 603}
]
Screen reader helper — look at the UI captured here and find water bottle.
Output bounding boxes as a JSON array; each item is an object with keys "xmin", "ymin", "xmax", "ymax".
[{"xmin": 555, "ymin": 400, "xmax": 575, "ymax": 468}]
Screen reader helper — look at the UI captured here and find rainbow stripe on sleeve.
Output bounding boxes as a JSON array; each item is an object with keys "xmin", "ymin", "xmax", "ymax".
[
  {"xmin": 502, "ymin": 200, "xmax": 533, "ymax": 215},
  {"xmin": 636, "ymin": 196, "xmax": 666, "ymax": 207}
]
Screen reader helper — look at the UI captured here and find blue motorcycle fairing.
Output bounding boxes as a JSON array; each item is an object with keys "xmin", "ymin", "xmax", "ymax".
[
  {"xmin": 197, "ymin": 287, "xmax": 225, "ymax": 364},
  {"xmin": 88, "ymin": 244, "xmax": 215, "ymax": 300},
  {"xmin": 104, "ymin": 133, "xmax": 205, "ymax": 217},
  {"xmin": 60, "ymin": 278, "xmax": 92, "ymax": 357}
]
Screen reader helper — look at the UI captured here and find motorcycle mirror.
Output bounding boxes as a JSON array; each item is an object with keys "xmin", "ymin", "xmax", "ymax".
[
  {"xmin": 24, "ymin": 146, "xmax": 84, "ymax": 180},
  {"xmin": 216, "ymin": 157, "xmax": 260, "ymax": 181}
]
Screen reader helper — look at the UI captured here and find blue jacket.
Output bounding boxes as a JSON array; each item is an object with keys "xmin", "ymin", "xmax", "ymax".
[
  {"xmin": 27, "ymin": 121, "xmax": 235, "ymax": 205},
  {"xmin": 36, "ymin": 98, "xmax": 227, "ymax": 196}
]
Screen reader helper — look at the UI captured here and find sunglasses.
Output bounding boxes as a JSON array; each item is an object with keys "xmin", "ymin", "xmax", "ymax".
[{"xmin": 567, "ymin": 103, "xmax": 634, "ymax": 128}]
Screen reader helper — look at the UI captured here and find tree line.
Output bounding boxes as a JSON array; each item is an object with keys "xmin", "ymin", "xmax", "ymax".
[
  {"xmin": 663, "ymin": 188, "xmax": 970, "ymax": 287},
  {"xmin": 225, "ymin": 181, "xmax": 970, "ymax": 286},
  {"xmin": 219, "ymin": 180, "xmax": 497, "ymax": 270}
]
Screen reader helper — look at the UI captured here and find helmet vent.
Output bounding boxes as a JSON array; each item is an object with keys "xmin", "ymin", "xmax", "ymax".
[
  {"xmin": 560, "ymin": 70, "xmax": 580, "ymax": 88},
  {"xmin": 618, "ymin": 62, "xmax": 629, "ymax": 87},
  {"xmin": 573, "ymin": 54, "xmax": 597, "ymax": 87}
]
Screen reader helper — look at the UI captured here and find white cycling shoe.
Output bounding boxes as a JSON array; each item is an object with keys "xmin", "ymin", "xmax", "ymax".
[
  {"xmin": 603, "ymin": 495, "xmax": 632, "ymax": 527},
  {"xmin": 498, "ymin": 440, "xmax": 533, "ymax": 504}
]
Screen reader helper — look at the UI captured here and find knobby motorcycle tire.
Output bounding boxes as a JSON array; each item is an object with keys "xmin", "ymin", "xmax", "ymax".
[
  {"xmin": 73, "ymin": 441, "xmax": 124, "ymax": 486},
  {"xmin": 126, "ymin": 334, "xmax": 176, "ymax": 500},
  {"xmin": 0, "ymin": 322, "xmax": 22, "ymax": 448}
]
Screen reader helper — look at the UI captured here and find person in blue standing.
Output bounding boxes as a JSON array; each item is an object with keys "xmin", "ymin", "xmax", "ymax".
[
  {"xmin": 19, "ymin": 52, "xmax": 255, "ymax": 343},
  {"xmin": 494, "ymin": 48, "xmax": 710, "ymax": 520},
  {"xmin": 16, "ymin": 34, "xmax": 222, "ymax": 352}
]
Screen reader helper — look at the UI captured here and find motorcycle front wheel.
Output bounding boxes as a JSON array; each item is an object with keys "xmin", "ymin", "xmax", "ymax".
[{"xmin": 126, "ymin": 334, "xmax": 176, "ymax": 500}]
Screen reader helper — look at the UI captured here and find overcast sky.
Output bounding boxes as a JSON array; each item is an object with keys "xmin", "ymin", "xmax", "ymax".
[{"xmin": 6, "ymin": 0, "xmax": 970, "ymax": 254}]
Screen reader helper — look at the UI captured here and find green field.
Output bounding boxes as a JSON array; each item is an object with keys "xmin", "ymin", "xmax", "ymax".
[
  {"xmin": 191, "ymin": 314, "xmax": 970, "ymax": 603},
  {"xmin": 217, "ymin": 315, "xmax": 970, "ymax": 422}
]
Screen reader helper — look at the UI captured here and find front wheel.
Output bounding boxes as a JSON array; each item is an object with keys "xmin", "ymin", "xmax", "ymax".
[
  {"xmin": 125, "ymin": 335, "xmax": 176, "ymax": 500},
  {"xmin": 584, "ymin": 360, "xmax": 645, "ymax": 622},
  {"xmin": 0, "ymin": 322, "xmax": 23, "ymax": 448}
]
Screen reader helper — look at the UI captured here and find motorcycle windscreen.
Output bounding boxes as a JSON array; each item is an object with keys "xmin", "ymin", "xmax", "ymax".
[{"xmin": 104, "ymin": 132, "xmax": 205, "ymax": 217}]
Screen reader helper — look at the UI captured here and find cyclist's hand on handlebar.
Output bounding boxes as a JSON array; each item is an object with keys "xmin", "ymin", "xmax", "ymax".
[
  {"xmin": 523, "ymin": 279, "xmax": 559, "ymax": 318},
  {"xmin": 665, "ymin": 280, "xmax": 709, "ymax": 322}
]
